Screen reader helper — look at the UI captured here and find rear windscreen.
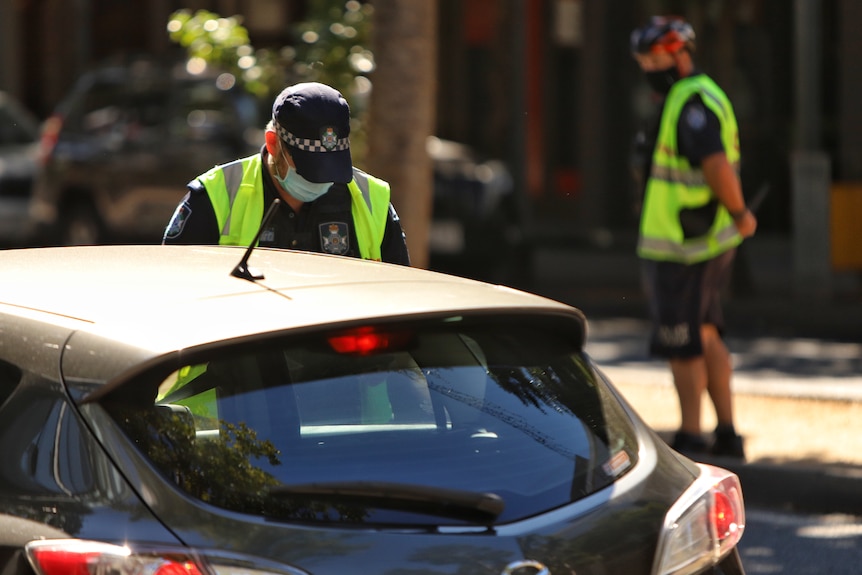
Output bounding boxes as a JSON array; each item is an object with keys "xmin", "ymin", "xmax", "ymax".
[{"xmin": 103, "ymin": 317, "xmax": 638, "ymax": 525}]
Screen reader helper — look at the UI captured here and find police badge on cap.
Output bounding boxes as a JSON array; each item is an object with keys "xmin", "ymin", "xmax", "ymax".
[{"xmin": 320, "ymin": 126, "xmax": 340, "ymax": 150}]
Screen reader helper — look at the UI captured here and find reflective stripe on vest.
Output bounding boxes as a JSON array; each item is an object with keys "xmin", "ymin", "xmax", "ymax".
[
  {"xmin": 638, "ymin": 75, "xmax": 742, "ymax": 264},
  {"xmin": 348, "ymin": 168, "xmax": 390, "ymax": 261},
  {"xmin": 200, "ymin": 155, "xmax": 264, "ymax": 246},
  {"xmin": 199, "ymin": 155, "xmax": 388, "ymax": 258}
]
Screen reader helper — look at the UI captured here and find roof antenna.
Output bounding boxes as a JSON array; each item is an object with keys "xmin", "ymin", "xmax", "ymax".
[{"xmin": 231, "ymin": 198, "xmax": 281, "ymax": 281}]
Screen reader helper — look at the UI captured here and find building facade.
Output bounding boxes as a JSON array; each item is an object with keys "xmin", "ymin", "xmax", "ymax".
[{"xmin": 2, "ymin": 0, "xmax": 860, "ymax": 291}]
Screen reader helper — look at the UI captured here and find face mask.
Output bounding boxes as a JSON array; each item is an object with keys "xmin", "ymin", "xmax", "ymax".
[
  {"xmin": 644, "ymin": 66, "xmax": 680, "ymax": 95},
  {"xmin": 273, "ymin": 150, "xmax": 333, "ymax": 202}
]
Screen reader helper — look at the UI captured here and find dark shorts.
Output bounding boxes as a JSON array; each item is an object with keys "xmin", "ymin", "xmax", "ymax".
[{"xmin": 640, "ymin": 249, "xmax": 736, "ymax": 359}]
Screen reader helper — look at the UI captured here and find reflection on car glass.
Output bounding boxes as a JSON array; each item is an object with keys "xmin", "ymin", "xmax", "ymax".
[{"xmin": 112, "ymin": 323, "xmax": 638, "ymax": 525}]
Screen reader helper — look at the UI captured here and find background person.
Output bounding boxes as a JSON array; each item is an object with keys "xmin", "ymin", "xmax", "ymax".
[
  {"xmin": 163, "ymin": 82, "xmax": 410, "ymax": 266},
  {"xmin": 630, "ymin": 16, "xmax": 757, "ymax": 459}
]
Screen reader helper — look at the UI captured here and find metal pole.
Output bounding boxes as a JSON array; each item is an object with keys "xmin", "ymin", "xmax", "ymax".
[
  {"xmin": 794, "ymin": 0, "xmax": 821, "ymax": 150},
  {"xmin": 791, "ymin": 0, "xmax": 831, "ymax": 300}
]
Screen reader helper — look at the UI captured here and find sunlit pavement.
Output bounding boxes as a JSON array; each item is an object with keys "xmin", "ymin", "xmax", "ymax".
[{"xmin": 584, "ymin": 317, "xmax": 862, "ymax": 514}]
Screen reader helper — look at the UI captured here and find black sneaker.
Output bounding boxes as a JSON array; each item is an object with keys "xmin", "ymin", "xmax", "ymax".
[
  {"xmin": 671, "ymin": 431, "xmax": 708, "ymax": 457},
  {"xmin": 710, "ymin": 428, "xmax": 746, "ymax": 459}
]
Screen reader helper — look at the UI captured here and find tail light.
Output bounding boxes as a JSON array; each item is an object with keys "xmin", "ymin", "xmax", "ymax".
[
  {"xmin": 652, "ymin": 464, "xmax": 745, "ymax": 575},
  {"xmin": 26, "ymin": 541, "xmax": 203, "ymax": 575},
  {"xmin": 25, "ymin": 540, "xmax": 304, "ymax": 575}
]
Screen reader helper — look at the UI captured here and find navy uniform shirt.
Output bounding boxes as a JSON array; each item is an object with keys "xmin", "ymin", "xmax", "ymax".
[
  {"xmin": 163, "ymin": 148, "xmax": 411, "ymax": 266},
  {"xmin": 676, "ymin": 90, "xmax": 725, "ymax": 166},
  {"xmin": 636, "ymin": 73, "xmax": 726, "ymax": 187}
]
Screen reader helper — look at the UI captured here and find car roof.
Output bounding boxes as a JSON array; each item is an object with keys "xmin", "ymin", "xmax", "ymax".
[{"xmin": 0, "ymin": 245, "xmax": 578, "ymax": 353}]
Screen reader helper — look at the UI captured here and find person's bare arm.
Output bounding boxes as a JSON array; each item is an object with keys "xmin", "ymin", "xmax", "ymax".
[{"xmin": 702, "ymin": 152, "xmax": 757, "ymax": 238}]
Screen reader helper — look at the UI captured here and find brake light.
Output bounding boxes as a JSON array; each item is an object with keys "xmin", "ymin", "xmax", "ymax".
[
  {"xmin": 153, "ymin": 561, "xmax": 201, "ymax": 575},
  {"xmin": 25, "ymin": 540, "xmax": 305, "ymax": 575},
  {"xmin": 327, "ymin": 327, "xmax": 412, "ymax": 355},
  {"xmin": 711, "ymin": 489, "xmax": 736, "ymax": 541},
  {"xmin": 26, "ymin": 541, "xmax": 204, "ymax": 575},
  {"xmin": 652, "ymin": 464, "xmax": 745, "ymax": 575}
]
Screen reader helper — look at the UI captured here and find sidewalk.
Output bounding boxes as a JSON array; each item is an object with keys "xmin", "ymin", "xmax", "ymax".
[
  {"xmin": 584, "ymin": 317, "xmax": 862, "ymax": 515},
  {"xmin": 524, "ymin": 232, "xmax": 862, "ymax": 513}
]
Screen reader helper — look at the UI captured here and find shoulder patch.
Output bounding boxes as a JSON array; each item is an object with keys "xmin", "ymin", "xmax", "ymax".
[
  {"xmin": 684, "ymin": 104, "xmax": 707, "ymax": 131},
  {"xmin": 165, "ymin": 201, "xmax": 192, "ymax": 239}
]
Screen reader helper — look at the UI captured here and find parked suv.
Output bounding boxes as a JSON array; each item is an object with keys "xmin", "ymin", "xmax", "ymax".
[{"xmin": 30, "ymin": 57, "xmax": 264, "ymax": 245}]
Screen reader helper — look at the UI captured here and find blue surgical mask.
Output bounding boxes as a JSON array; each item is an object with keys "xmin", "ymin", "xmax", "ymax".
[{"xmin": 274, "ymin": 151, "xmax": 333, "ymax": 202}]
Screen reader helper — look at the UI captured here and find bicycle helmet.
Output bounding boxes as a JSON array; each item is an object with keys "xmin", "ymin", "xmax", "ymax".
[{"xmin": 630, "ymin": 16, "xmax": 696, "ymax": 55}]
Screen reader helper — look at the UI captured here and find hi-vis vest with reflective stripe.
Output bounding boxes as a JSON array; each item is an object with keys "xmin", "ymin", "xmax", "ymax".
[
  {"xmin": 198, "ymin": 154, "xmax": 390, "ymax": 260},
  {"xmin": 638, "ymin": 74, "xmax": 742, "ymax": 264}
]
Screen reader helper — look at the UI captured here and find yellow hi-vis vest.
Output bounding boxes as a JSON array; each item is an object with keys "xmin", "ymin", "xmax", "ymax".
[
  {"xmin": 198, "ymin": 154, "xmax": 390, "ymax": 261},
  {"xmin": 638, "ymin": 74, "xmax": 742, "ymax": 264}
]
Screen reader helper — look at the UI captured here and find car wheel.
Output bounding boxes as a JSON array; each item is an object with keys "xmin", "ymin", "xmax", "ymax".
[{"xmin": 60, "ymin": 202, "xmax": 102, "ymax": 246}]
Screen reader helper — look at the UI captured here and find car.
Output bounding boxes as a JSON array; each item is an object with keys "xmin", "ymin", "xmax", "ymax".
[
  {"xmin": 28, "ymin": 57, "xmax": 264, "ymax": 245},
  {"xmin": 0, "ymin": 243, "xmax": 745, "ymax": 575},
  {"xmin": 0, "ymin": 90, "xmax": 41, "ymax": 246},
  {"xmin": 426, "ymin": 136, "xmax": 530, "ymax": 286}
]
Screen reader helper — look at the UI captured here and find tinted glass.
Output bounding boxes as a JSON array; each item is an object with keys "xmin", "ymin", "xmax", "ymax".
[
  {"xmin": 60, "ymin": 78, "xmax": 170, "ymax": 149},
  {"xmin": 0, "ymin": 360, "xmax": 22, "ymax": 409},
  {"xmin": 104, "ymin": 317, "xmax": 638, "ymax": 525}
]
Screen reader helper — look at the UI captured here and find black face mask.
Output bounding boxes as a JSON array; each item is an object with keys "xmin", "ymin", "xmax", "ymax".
[{"xmin": 644, "ymin": 66, "xmax": 680, "ymax": 95}]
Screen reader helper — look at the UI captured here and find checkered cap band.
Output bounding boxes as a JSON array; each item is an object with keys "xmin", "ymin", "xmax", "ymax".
[{"xmin": 273, "ymin": 119, "xmax": 349, "ymax": 152}]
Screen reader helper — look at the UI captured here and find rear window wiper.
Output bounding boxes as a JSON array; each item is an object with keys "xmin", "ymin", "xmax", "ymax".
[{"xmin": 268, "ymin": 481, "xmax": 504, "ymax": 524}]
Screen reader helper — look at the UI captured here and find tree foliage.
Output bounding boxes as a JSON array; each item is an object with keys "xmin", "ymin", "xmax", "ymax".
[
  {"xmin": 166, "ymin": 2, "xmax": 375, "ymax": 160},
  {"xmin": 166, "ymin": 10, "xmax": 285, "ymax": 100},
  {"xmin": 291, "ymin": 0, "xmax": 376, "ymax": 107}
]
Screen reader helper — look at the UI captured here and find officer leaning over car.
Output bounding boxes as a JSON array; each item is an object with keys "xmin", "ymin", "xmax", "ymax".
[{"xmin": 163, "ymin": 81, "xmax": 411, "ymax": 265}]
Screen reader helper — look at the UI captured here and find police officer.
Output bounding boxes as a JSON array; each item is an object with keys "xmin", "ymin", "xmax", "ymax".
[
  {"xmin": 631, "ymin": 16, "xmax": 756, "ymax": 458},
  {"xmin": 163, "ymin": 82, "xmax": 410, "ymax": 265}
]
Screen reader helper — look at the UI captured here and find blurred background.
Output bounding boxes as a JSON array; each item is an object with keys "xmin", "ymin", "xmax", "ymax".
[{"xmin": 0, "ymin": 0, "xmax": 859, "ymax": 332}]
